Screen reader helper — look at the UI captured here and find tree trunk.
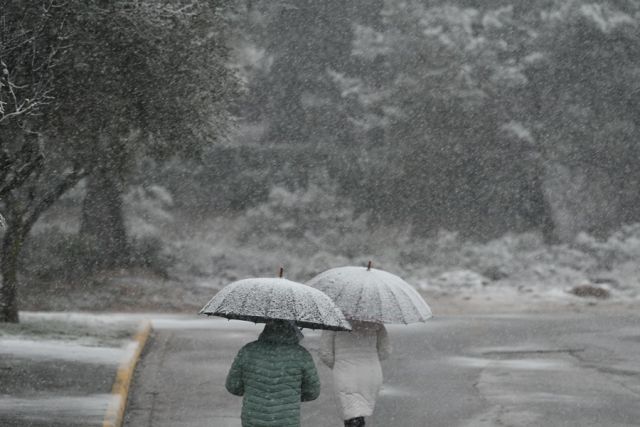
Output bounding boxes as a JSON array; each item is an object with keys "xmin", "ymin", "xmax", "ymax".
[
  {"xmin": 0, "ymin": 225, "xmax": 24, "ymax": 323},
  {"xmin": 80, "ymin": 167, "xmax": 128, "ymax": 269}
]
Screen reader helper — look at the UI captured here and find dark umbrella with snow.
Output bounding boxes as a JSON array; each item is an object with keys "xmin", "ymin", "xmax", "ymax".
[
  {"xmin": 306, "ymin": 264, "xmax": 432, "ymax": 324},
  {"xmin": 199, "ymin": 276, "xmax": 352, "ymax": 331}
]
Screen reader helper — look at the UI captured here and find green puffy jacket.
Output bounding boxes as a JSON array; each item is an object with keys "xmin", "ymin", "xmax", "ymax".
[{"xmin": 226, "ymin": 321, "xmax": 321, "ymax": 427}]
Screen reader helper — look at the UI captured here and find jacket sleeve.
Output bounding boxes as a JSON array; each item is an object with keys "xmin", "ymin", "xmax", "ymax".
[
  {"xmin": 318, "ymin": 330, "xmax": 335, "ymax": 368},
  {"xmin": 300, "ymin": 349, "xmax": 321, "ymax": 402},
  {"xmin": 225, "ymin": 347, "xmax": 245, "ymax": 396},
  {"xmin": 376, "ymin": 324, "xmax": 391, "ymax": 361}
]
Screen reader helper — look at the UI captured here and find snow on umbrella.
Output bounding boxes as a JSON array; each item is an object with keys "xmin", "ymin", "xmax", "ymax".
[
  {"xmin": 199, "ymin": 277, "xmax": 352, "ymax": 331},
  {"xmin": 306, "ymin": 264, "xmax": 432, "ymax": 324}
]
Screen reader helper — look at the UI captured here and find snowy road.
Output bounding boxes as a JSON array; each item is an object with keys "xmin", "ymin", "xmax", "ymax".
[{"xmin": 124, "ymin": 313, "xmax": 640, "ymax": 427}]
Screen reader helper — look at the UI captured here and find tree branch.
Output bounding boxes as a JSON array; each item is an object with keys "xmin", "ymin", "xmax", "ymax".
[
  {"xmin": 23, "ymin": 167, "xmax": 87, "ymax": 235},
  {"xmin": 0, "ymin": 137, "xmax": 45, "ymax": 198}
]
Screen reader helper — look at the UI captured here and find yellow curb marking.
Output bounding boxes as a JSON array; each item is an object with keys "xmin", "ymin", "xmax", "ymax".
[{"xmin": 102, "ymin": 320, "xmax": 152, "ymax": 427}]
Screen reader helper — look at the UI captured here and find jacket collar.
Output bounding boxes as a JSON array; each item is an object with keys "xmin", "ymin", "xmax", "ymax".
[{"xmin": 259, "ymin": 320, "xmax": 300, "ymax": 345}]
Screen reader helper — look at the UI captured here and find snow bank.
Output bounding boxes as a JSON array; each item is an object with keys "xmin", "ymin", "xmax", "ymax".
[
  {"xmin": 0, "ymin": 394, "xmax": 115, "ymax": 424},
  {"xmin": 0, "ymin": 338, "xmax": 134, "ymax": 364}
]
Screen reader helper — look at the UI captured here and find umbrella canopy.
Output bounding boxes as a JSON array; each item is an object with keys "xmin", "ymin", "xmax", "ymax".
[
  {"xmin": 200, "ymin": 277, "xmax": 352, "ymax": 331},
  {"xmin": 306, "ymin": 266, "xmax": 432, "ymax": 324}
]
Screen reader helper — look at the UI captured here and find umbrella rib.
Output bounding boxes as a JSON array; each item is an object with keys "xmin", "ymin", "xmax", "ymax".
[
  {"xmin": 313, "ymin": 274, "xmax": 349, "ymax": 319},
  {"xmin": 263, "ymin": 284, "xmax": 277, "ymax": 320},
  {"xmin": 290, "ymin": 282, "xmax": 299, "ymax": 322},
  {"xmin": 309, "ymin": 293, "xmax": 326, "ymax": 329},
  {"xmin": 408, "ymin": 285, "xmax": 431, "ymax": 317},
  {"xmin": 238, "ymin": 281, "xmax": 256, "ymax": 314},
  {"xmin": 395, "ymin": 281, "xmax": 423, "ymax": 321},
  {"xmin": 213, "ymin": 283, "xmax": 244, "ymax": 316},
  {"xmin": 385, "ymin": 279, "xmax": 412, "ymax": 324},
  {"xmin": 207, "ymin": 289, "xmax": 229, "ymax": 314},
  {"xmin": 330, "ymin": 275, "xmax": 349, "ymax": 303},
  {"xmin": 374, "ymin": 277, "xmax": 385, "ymax": 322},
  {"xmin": 380, "ymin": 276, "xmax": 405, "ymax": 323},
  {"xmin": 352, "ymin": 277, "xmax": 368, "ymax": 321}
]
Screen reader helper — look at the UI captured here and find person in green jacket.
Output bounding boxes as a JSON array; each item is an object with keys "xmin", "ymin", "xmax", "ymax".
[{"xmin": 225, "ymin": 320, "xmax": 321, "ymax": 427}]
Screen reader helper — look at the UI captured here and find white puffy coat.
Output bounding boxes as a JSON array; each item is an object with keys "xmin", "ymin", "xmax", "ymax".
[{"xmin": 318, "ymin": 321, "xmax": 391, "ymax": 420}]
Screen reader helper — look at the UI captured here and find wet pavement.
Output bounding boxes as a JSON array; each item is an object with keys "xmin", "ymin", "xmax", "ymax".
[{"xmin": 124, "ymin": 312, "xmax": 640, "ymax": 427}]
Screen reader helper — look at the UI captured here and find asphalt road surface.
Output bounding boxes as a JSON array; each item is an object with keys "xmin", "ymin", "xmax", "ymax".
[{"xmin": 124, "ymin": 312, "xmax": 640, "ymax": 427}]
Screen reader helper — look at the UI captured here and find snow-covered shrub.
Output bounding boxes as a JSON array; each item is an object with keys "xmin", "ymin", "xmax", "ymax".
[
  {"xmin": 574, "ymin": 224, "xmax": 640, "ymax": 269},
  {"xmin": 235, "ymin": 175, "xmax": 370, "ymax": 257},
  {"xmin": 164, "ymin": 215, "xmax": 294, "ymax": 284},
  {"xmin": 434, "ymin": 270, "xmax": 490, "ymax": 290},
  {"xmin": 386, "ymin": 230, "xmax": 603, "ymax": 293},
  {"xmin": 397, "ymin": 231, "xmax": 526, "ymax": 278}
]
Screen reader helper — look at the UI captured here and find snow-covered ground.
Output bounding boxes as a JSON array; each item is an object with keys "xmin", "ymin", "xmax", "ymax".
[
  {"xmin": 0, "ymin": 338, "xmax": 134, "ymax": 364},
  {"xmin": 0, "ymin": 313, "xmax": 141, "ymax": 427},
  {"xmin": 0, "ymin": 395, "xmax": 118, "ymax": 426},
  {"xmin": 0, "ymin": 312, "xmax": 262, "ymax": 426}
]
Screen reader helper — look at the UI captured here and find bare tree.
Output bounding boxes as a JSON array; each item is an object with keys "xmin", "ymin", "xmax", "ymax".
[
  {"xmin": 0, "ymin": 2, "xmax": 84, "ymax": 322},
  {"xmin": 0, "ymin": 1, "xmax": 61, "ymax": 124}
]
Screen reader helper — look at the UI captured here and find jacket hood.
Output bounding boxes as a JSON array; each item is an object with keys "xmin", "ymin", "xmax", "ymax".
[{"xmin": 259, "ymin": 320, "xmax": 301, "ymax": 345}]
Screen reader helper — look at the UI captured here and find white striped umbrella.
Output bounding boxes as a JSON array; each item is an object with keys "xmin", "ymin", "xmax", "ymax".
[
  {"xmin": 306, "ymin": 265, "xmax": 432, "ymax": 324},
  {"xmin": 200, "ymin": 277, "xmax": 352, "ymax": 331}
]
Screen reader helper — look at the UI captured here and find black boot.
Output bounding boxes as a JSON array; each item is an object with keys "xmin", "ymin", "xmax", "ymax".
[{"xmin": 344, "ymin": 417, "xmax": 365, "ymax": 427}]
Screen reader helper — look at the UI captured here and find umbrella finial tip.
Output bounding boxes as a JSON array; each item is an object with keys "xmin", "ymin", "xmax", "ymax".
[{"xmin": 367, "ymin": 261, "xmax": 372, "ymax": 271}]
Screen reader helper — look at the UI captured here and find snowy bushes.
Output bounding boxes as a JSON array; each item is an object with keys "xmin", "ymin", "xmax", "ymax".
[
  {"xmin": 236, "ymin": 177, "xmax": 370, "ymax": 256},
  {"xmin": 21, "ymin": 229, "xmax": 171, "ymax": 281},
  {"xmin": 161, "ymin": 175, "xmax": 640, "ymax": 300},
  {"xmin": 395, "ymin": 231, "xmax": 596, "ymax": 292},
  {"xmin": 574, "ymin": 224, "xmax": 640, "ymax": 269},
  {"xmin": 165, "ymin": 176, "xmax": 415, "ymax": 283},
  {"xmin": 20, "ymin": 173, "xmax": 640, "ymax": 302}
]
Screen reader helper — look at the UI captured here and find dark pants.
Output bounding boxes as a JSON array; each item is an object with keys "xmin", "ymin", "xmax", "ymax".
[{"xmin": 344, "ymin": 417, "xmax": 365, "ymax": 427}]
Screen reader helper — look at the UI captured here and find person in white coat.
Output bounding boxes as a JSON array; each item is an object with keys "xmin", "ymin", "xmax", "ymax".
[{"xmin": 318, "ymin": 320, "xmax": 391, "ymax": 427}]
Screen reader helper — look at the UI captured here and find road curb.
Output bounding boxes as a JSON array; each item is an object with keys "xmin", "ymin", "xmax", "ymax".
[{"xmin": 102, "ymin": 320, "xmax": 152, "ymax": 427}]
